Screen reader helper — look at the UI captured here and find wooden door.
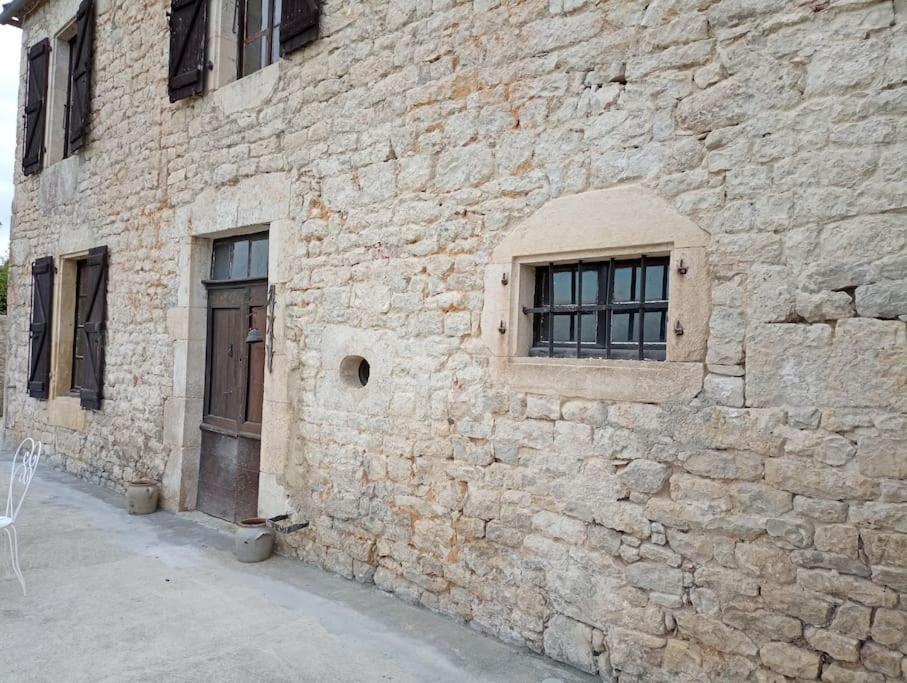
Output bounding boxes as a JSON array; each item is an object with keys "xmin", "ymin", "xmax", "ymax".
[{"xmin": 197, "ymin": 282, "xmax": 267, "ymax": 522}]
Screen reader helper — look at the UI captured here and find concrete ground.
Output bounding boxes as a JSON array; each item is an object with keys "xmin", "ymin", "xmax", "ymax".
[{"xmin": 0, "ymin": 457, "xmax": 593, "ymax": 683}]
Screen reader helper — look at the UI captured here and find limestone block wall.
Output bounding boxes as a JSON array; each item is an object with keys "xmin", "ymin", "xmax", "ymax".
[{"xmin": 6, "ymin": 1, "xmax": 907, "ymax": 680}]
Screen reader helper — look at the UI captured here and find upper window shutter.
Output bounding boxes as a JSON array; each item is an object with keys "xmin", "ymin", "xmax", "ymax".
[
  {"xmin": 68, "ymin": 0, "xmax": 95, "ymax": 153},
  {"xmin": 27, "ymin": 256, "xmax": 54, "ymax": 399},
  {"xmin": 168, "ymin": 0, "xmax": 208, "ymax": 103},
  {"xmin": 280, "ymin": 0, "xmax": 320, "ymax": 56},
  {"xmin": 79, "ymin": 246, "xmax": 108, "ymax": 410},
  {"xmin": 23, "ymin": 39, "xmax": 50, "ymax": 176}
]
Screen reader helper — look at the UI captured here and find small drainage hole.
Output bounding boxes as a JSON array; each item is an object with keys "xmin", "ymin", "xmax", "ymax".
[
  {"xmin": 358, "ymin": 359, "xmax": 370, "ymax": 386},
  {"xmin": 341, "ymin": 355, "xmax": 371, "ymax": 388}
]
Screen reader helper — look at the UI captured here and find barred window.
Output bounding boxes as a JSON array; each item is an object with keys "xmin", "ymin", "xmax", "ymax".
[{"xmin": 525, "ymin": 256, "xmax": 669, "ymax": 360}]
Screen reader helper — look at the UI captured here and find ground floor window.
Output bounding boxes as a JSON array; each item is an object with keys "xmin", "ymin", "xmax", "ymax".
[
  {"xmin": 525, "ymin": 256, "xmax": 669, "ymax": 360},
  {"xmin": 70, "ymin": 258, "xmax": 89, "ymax": 392}
]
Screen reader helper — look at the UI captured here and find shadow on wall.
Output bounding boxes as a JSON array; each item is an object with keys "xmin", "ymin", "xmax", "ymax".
[{"xmin": 0, "ymin": 314, "xmax": 7, "ymax": 415}]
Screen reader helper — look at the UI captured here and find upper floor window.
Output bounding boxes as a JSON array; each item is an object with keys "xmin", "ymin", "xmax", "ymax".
[
  {"xmin": 239, "ymin": 0, "xmax": 282, "ymax": 78},
  {"xmin": 526, "ymin": 257, "xmax": 669, "ymax": 361},
  {"xmin": 62, "ymin": 35, "xmax": 78, "ymax": 160}
]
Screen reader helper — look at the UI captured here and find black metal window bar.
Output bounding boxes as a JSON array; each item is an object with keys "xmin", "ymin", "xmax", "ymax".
[{"xmin": 524, "ymin": 256, "xmax": 670, "ymax": 361}]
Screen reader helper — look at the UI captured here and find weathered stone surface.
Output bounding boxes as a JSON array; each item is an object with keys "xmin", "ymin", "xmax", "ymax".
[
  {"xmin": 764, "ymin": 460, "xmax": 879, "ymax": 501},
  {"xmin": 791, "ymin": 550, "xmax": 870, "ymax": 578},
  {"xmin": 682, "ymin": 450, "xmax": 763, "ymax": 480},
  {"xmin": 862, "ymin": 531, "xmax": 907, "ymax": 567},
  {"xmin": 5, "ymin": 2, "xmax": 906, "ymax": 681},
  {"xmin": 804, "ymin": 627, "xmax": 861, "ymax": 662},
  {"xmin": 855, "ymin": 281, "xmax": 907, "ymax": 319},
  {"xmin": 619, "ymin": 460, "xmax": 671, "ymax": 494},
  {"xmin": 677, "ymin": 78, "xmax": 752, "ymax": 133},
  {"xmin": 798, "ymin": 569, "xmax": 898, "ymax": 608},
  {"xmin": 722, "ymin": 609, "xmax": 802, "ymax": 643},
  {"xmin": 626, "ymin": 562, "xmax": 683, "ymax": 596},
  {"xmin": 703, "ymin": 373, "xmax": 744, "ymax": 407},
  {"xmin": 870, "ymin": 609, "xmax": 907, "ymax": 648},
  {"xmin": 860, "ymin": 641, "xmax": 902, "ymax": 677},
  {"xmin": 761, "ymin": 584, "xmax": 835, "ymax": 626},
  {"xmin": 795, "ymin": 291, "xmax": 855, "ymax": 323},
  {"xmin": 543, "ymin": 615, "xmax": 595, "ymax": 674},
  {"xmin": 830, "ymin": 603, "xmax": 872, "ymax": 640},
  {"xmin": 857, "ymin": 437, "xmax": 907, "ymax": 479},
  {"xmin": 532, "ymin": 511, "xmax": 587, "ymax": 545},
  {"xmin": 821, "ymin": 663, "xmax": 885, "ymax": 683},
  {"xmin": 759, "ymin": 642, "xmax": 820, "ymax": 679},
  {"xmin": 766, "ymin": 517, "xmax": 814, "ymax": 549},
  {"xmin": 675, "ymin": 613, "xmax": 757, "ymax": 656}
]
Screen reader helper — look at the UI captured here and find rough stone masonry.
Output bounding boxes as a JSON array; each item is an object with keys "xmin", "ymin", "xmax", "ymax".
[{"xmin": 4, "ymin": 0, "xmax": 907, "ymax": 681}]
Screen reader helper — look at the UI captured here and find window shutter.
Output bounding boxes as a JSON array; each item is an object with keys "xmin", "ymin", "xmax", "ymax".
[
  {"xmin": 280, "ymin": 0, "xmax": 320, "ymax": 56},
  {"xmin": 68, "ymin": 0, "xmax": 95, "ymax": 153},
  {"xmin": 27, "ymin": 256, "xmax": 54, "ymax": 399},
  {"xmin": 79, "ymin": 246, "xmax": 108, "ymax": 410},
  {"xmin": 168, "ymin": 0, "xmax": 208, "ymax": 103},
  {"xmin": 23, "ymin": 39, "xmax": 50, "ymax": 176}
]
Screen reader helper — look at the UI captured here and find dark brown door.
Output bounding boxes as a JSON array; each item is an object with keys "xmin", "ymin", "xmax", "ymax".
[
  {"xmin": 197, "ymin": 233, "xmax": 268, "ymax": 522},
  {"xmin": 197, "ymin": 234, "xmax": 269, "ymax": 522}
]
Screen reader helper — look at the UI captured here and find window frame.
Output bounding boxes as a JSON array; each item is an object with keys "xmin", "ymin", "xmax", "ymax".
[
  {"xmin": 525, "ymin": 256, "xmax": 670, "ymax": 361},
  {"xmin": 70, "ymin": 257, "xmax": 89, "ymax": 393},
  {"xmin": 209, "ymin": 232, "xmax": 270, "ymax": 282},
  {"xmin": 62, "ymin": 34, "xmax": 78, "ymax": 160},
  {"xmin": 236, "ymin": 0, "xmax": 282, "ymax": 79}
]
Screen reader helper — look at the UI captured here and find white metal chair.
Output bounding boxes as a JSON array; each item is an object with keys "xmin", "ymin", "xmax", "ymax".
[{"xmin": 1, "ymin": 438, "xmax": 43, "ymax": 596}]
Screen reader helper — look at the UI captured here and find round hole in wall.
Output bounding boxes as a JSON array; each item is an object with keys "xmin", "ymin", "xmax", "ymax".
[{"xmin": 340, "ymin": 355, "xmax": 371, "ymax": 388}]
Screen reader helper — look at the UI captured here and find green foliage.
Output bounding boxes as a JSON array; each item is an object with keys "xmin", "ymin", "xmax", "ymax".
[{"xmin": 0, "ymin": 258, "xmax": 8, "ymax": 315}]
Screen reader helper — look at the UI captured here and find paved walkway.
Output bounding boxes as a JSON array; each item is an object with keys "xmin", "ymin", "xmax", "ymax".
[{"xmin": 0, "ymin": 458, "xmax": 592, "ymax": 682}]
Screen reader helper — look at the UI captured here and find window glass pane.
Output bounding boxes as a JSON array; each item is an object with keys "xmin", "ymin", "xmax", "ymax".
[
  {"xmin": 212, "ymin": 242, "xmax": 232, "ymax": 280},
  {"xmin": 245, "ymin": 0, "xmax": 266, "ymax": 33},
  {"xmin": 272, "ymin": 1, "xmax": 282, "ymax": 63},
  {"xmin": 643, "ymin": 311, "xmax": 666, "ymax": 342},
  {"xmin": 580, "ymin": 314, "xmax": 597, "ymax": 343},
  {"xmin": 612, "ymin": 265, "xmax": 638, "ymax": 302},
  {"xmin": 250, "ymin": 238, "xmax": 269, "ymax": 278},
  {"xmin": 271, "ymin": 25, "xmax": 281, "ymax": 63},
  {"xmin": 553, "ymin": 270, "xmax": 573, "ymax": 305},
  {"xmin": 230, "ymin": 240, "xmax": 250, "ymax": 279},
  {"xmin": 580, "ymin": 269, "xmax": 599, "ymax": 305},
  {"xmin": 553, "ymin": 314, "xmax": 573, "ymax": 343},
  {"xmin": 243, "ymin": 36, "xmax": 267, "ymax": 76},
  {"xmin": 611, "ymin": 312, "xmax": 637, "ymax": 343},
  {"xmin": 645, "ymin": 264, "xmax": 666, "ymax": 301}
]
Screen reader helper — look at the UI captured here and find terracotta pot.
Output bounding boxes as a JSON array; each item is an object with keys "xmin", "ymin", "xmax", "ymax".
[
  {"xmin": 235, "ymin": 517, "xmax": 275, "ymax": 563},
  {"xmin": 126, "ymin": 479, "xmax": 160, "ymax": 515}
]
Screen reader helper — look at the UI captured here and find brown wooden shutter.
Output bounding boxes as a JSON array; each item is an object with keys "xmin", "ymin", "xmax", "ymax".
[
  {"xmin": 27, "ymin": 256, "xmax": 54, "ymax": 399},
  {"xmin": 23, "ymin": 39, "xmax": 50, "ymax": 176},
  {"xmin": 68, "ymin": 0, "xmax": 95, "ymax": 153},
  {"xmin": 280, "ymin": 0, "xmax": 320, "ymax": 56},
  {"xmin": 79, "ymin": 246, "xmax": 108, "ymax": 410},
  {"xmin": 168, "ymin": 0, "xmax": 207, "ymax": 103}
]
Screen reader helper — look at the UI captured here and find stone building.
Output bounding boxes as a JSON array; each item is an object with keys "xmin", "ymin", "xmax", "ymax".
[{"xmin": 2, "ymin": 0, "xmax": 906, "ymax": 679}]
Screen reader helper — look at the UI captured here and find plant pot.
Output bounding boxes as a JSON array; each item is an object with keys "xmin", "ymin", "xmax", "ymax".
[
  {"xmin": 235, "ymin": 517, "xmax": 275, "ymax": 563},
  {"xmin": 126, "ymin": 479, "xmax": 160, "ymax": 515}
]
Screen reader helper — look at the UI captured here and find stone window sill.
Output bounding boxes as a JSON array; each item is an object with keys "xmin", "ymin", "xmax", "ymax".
[{"xmin": 490, "ymin": 356, "xmax": 704, "ymax": 403}]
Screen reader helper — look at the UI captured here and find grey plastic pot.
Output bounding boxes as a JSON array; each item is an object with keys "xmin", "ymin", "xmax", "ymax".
[
  {"xmin": 126, "ymin": 479, "xmax": 160, "ymax": 515},
  {"xmin": 235, "ymin": 518, "xmax": 275, "ymax": 563}
]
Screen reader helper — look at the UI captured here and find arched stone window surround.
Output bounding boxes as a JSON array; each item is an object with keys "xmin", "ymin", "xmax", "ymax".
[{"xmin": 481, "ymin": 185, "xmax": 710, "ymax": 404}]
